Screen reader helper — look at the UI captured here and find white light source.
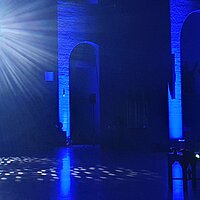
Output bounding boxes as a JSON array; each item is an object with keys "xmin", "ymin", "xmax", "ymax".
[
  {"xmin": 0, "ymin": 1, "xmax": 56, "ymax": 99},
  {"xmin": 195, "ymin": 154, "xmax": 200, "ymax": 159}
]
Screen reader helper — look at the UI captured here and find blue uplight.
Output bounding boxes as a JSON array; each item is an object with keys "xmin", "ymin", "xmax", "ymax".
[
  {"xmin": 58, "ymin": 1, "xmax": 99, "ymax": 138},
  {"xmin": 58, "ymin": 0, "xmax": 72, "ymax": 137},
  {"xmin": 169, "ymin": 0, "xmax": 184, "ymax": 139}
]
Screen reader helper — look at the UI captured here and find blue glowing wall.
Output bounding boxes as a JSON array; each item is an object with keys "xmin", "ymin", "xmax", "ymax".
[
  {"xmin": 58, "ymin": 1, "xmax": 99, "ymax": 137},
  {"xmin": 58, "ymin": 1, "xmax": 170, "ymax": 148},
  {"xmin": 170, "ymin": 0, "xmax": 200, "ymax": 139}
]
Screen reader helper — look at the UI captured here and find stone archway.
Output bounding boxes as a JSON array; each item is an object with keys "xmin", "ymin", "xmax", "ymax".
[
  {"xmin": 181, "ymin": 11, "xmax": 200, "ymax": 149},
  {"xmin": 169, "ymin": 0, "xmax": 200, "ymax": 139}
]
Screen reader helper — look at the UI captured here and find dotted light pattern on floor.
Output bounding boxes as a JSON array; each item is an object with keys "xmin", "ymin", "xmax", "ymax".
[
  {"xmin": 70, "ymin": 165, "xmax": 161, "ymax": 182},
  {"xmin": 0, "ymin": 156, "xmax": 161, "ymax": 183},
  {"xmin": 0, "ymin": 157, "xmax": 59, "ymax": 182}
]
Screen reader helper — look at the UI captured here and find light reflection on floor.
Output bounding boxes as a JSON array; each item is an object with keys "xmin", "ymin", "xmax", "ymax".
[
  {"xmin": 0, "ymin": 146, "xmax": 199, "ymax": 200},
  {"xmin": 0, "ymin": 157, "xmax": 59, "ymax": 182},
  {"xmin": 172, "ymin": 162, "xmax": 184, "ymax": 200},
  {"xmin": 0, "ymin": 156, "xmax": 160, "ymax": 183}
]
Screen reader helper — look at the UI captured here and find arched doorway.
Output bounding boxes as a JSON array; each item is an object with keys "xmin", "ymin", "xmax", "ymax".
[
  {"xmin": 69, "ymin": 42, "xmax": 100, "ymax": 144},
  {"xmin": 181, "ymin": 11, "xmax": 200, "ymax": 150}
]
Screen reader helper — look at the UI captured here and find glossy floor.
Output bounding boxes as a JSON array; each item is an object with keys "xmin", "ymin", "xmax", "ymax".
[{"xmin": 0, "ymin": 145, "xmax": 199, "ymax": 200}]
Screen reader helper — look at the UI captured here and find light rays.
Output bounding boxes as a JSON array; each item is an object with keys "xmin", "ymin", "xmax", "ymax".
[{"xmin": 0, "ymin": 0, "xmax": 57, "ymax": 100}]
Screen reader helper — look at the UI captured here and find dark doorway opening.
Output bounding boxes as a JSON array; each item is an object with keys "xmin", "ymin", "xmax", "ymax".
[
  {"xmin": 181, "ymin": 12, "xmax": 200, "ymax": 150},
  {"xmin": 69, "ymin": 42, "xmax": 100, "ymax": 144}
]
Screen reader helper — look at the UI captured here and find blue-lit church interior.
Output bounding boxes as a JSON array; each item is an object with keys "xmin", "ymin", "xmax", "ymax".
[{"xmin": 0, "ymin": 0, "xmax": 200, "ymax": 199}]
